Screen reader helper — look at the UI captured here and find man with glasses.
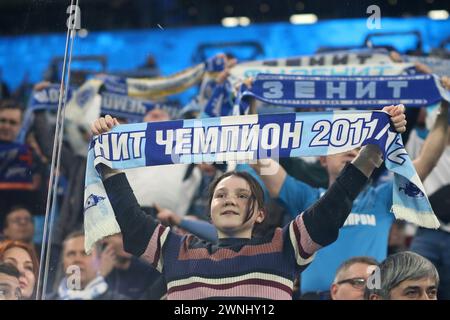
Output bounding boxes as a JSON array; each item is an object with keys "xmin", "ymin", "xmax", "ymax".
[
  {"xmin": 1, "ymin": 206, "xmax": 39, "ymax": 255},
  {"xmin": 0, "ymin": 262, "xmax": 22, "ymax": 300},
  {"xmin": 330, "ymin": 256, "xmax": 378, "ymax": 300}
]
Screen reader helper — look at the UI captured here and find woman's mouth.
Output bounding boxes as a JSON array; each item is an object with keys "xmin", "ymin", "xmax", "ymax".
[
  {"xmin": 19, "ymin": 280, "xmax": 28, "ymax": 289},
  {"xmin": 221, "ymin": 210, "xmax": 239, "ymax": 216}
]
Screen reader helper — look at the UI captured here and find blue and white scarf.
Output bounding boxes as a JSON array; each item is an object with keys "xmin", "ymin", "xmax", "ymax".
[
  {"xmin": 236, "ymin": 73, "xmax": 450, "ymax": 114},
  {"xmin": 201, "ymin": 80, "xmax": 234, "ymax": 117},
  {"xmin": 57, "ymin": 275, "xmax": 108, "ymax": 300},
  {"xmin": 240, "ymin": 48, "xmax": 394, "ymax": 67},
  {"xmin": 16, "ymin": 84, "xmax": 73, "ymax": 143},
  {"xmin": 83, "ymin": 110, "xmax": 439, "ymax": 252},
  {"xmin": 229, "ymin": 63, "xmax": 415, "ymax": 84},
  {"xmin": 402, "ymin": 55, "xmax": 450, "ymax": 77},
  {"xmin": 102, "ymin": 55, "xmax": 224, "ymax": 100}
]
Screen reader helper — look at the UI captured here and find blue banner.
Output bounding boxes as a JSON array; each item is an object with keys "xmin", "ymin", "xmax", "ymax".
[
  {"xmin": 238, "ymin": 74, "xmax": 450, "ymax": 113},
  {"xmin": 83, "ymin": 110, "xmax": 440, "ymax": 252}
]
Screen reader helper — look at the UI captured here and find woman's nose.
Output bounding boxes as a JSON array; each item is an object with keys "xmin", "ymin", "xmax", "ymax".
[{"xmin": 224, "ymin": 196, "xmax": 237, "ymax": 205}]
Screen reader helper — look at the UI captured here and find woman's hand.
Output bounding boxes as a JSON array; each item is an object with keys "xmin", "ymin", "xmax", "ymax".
[
  {"xmin": 91, "ymin": 114, "xmax": 120, "ymax": 135},
  {"xmin": 382, "ymin": 104, "xmax": 407, "ymax": 133}
]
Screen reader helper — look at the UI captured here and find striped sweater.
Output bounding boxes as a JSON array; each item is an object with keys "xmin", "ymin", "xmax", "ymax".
[{"xmin": 103, "ymin": 164, "xmax": 368, "ymax": 300}]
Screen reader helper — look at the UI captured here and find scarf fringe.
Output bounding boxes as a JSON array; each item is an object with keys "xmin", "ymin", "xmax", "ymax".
[
  {"xmin": 392, "ymin": 205, "xmax": 440, "ymax": 229},
  {"xmin": 84, "ymin": 215, "xmax": 121, "ymax": 254}
]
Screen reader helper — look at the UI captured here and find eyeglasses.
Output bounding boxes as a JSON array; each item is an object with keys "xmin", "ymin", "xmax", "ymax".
[
  {"xmin": 0, "ymin": 118, "xmax": 20, "ymax": 126},
  {"xmin": 8, "ymin": 217, "xmax": 33, "ymax": 225},
  {"xmin": 337, "ymin": 277, "xmax": 366, "ymax": 289}
]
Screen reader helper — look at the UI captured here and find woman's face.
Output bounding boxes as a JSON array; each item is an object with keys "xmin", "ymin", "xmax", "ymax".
[
  {"xmin": 2, "ymin": 247, "xmax": 36, "ymax": 299},
  {"xmin": 210, "ymin": 176, "xmax": 264, "ymax": 238}
]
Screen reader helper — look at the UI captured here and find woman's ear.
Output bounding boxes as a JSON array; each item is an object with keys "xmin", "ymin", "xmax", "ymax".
[{"xmin": 255, "ymin": 209, "xmax": 265, "ymax": 223}]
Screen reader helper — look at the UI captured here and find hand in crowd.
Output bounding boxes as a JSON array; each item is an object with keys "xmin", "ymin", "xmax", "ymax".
[
  {"xmin": 91, "ymin": 115, "xmax": 120, "ymax": 135},
  {"xmin": 155, "ymin": 204, "xmax": 182, "ymax": 227},
  {"xmin": 414, "ymin": 62, "xmax": 432, "ymax": 74},
  {"xmin": 389, "ymin": 51, "xmax": 402, "ymax": 63},
  {"xmin": 441, "ymin": 76, "xmax": 450, "ymax": 91},
  {"xmin": 216, "ymin": 55, "xmax": 237, "ymax": 84},
  {"xmin": 33, "ymin": 81, "xmax": 51, "ymax": 91},
  {"xmin": 99, "ymin": 243, "xmax": 117, "ymax": 278},
  {"xmin": 382, "ymin": 104, "xmax": 407, "ymax": 133}
]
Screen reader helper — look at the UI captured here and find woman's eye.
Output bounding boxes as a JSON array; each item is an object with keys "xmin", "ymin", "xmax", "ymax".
[
  {"xmin": 239, "ymin": 194, "xmax": 249, "ymax": 199},
  {"xmin": 215, "ymin": 193, "xmax": 225, "ymax": 198}
]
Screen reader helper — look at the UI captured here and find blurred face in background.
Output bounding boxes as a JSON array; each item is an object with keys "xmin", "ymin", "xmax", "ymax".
[
  {"xmin": 143, "ymin": 108, "xmax": 170, "ymax": 123},
  {"xmin": 320, "ymin": 148, "xmax": 360, "ymax": 184},
  {"xmin": 2, "ymin": 248, "xmax": 36, "ymax": 299},
  {"xmin": 0, "ymin": 272, "xmax": 21, "ymax": 300},
  {"xmin": 0, "ymin": 108, "xmax": 22, "ymax": 142},
  {"xmin": 63, "ymin": 236, "xmax": 98, "ymax": 290},
  {"xmin": 3, "ymin": 208, "xmax": 35, "ymax": 243}
]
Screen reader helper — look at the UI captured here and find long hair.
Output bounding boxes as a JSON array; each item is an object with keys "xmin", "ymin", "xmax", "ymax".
[{"xmin": 207, "ymin": 171, "xmax": 266, "ymax": 226}]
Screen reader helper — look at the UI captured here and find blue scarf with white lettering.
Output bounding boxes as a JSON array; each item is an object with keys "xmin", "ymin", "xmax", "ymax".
[
  {"xmin": 240, "ymin": 48, "xmax": 394, "ymax": 67},
  {"xmin": 236, "ymin": 74, "xmax": 450, "ymax": 115},
  {"xmin": 229, "ymin": 48, "xmax": 413, "ymax": 82},
  {"xmin": 17, "ymin": 85, "xmax": 73, "ymax": 143},
  {"xmin": 83, "ymin": 110, "xmax": 439, "ymax": 252},
  {"xmin": 201, "ymin": 80, "xmax": 234, "ymax": 117}
]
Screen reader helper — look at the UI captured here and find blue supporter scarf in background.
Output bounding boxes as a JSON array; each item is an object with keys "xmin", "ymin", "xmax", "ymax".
[
  {"xmin": 17, "ymin": 84, "xmax": 73, "ymax": 143},
  {"xmin": 240, "ymin": 48, "xmax": 393, "ymax": 67},
  {"xmin": 402, "ymin": 55, "xmax": 450, "ymax": 77},
  {"xmin": 236, "ymin": 73, "xmax": 450, "ymax": 114},
  {"xmin": 83, "ymin": 110, "xmax": 439, "ymax": 252},
  {"xmin": 100, "ymin": 92, "xmax": 157, "ymax": 122},
  {"xmin": 202, "ymin": 80, "xmax": 234, "ymax": 117},
  {"xmin": 98, "ymin": 55, "xmax": 225, "ymax": 100},
  {"xmin": 229, "ymin": 63, "xmax": 415, "ymax": 84},
  {"xmin": 0, "ymin": 141, "xmax": 34, "ymax": 190}
]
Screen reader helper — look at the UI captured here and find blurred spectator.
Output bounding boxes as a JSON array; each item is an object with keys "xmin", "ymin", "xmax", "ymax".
[
  {"xmin": 365, "ymin": 251, "xmax": 439, "ymax": 300},
  {"xmin": 136, "ymin": 54, "xmax": 160, "ymax": 78},
  {"xmin": 330, "ymin": 256, "xmax": 378, "ymax": 300},
  {"xmin": 0, "ymin": 240, "xmax": 39, "ymax": 299},
  {"xmin": 406, "ymin": 100, "xmax": 450, "ymax": 300},
  {"xmin": 387, "ymin": 220, "xmax": 408, "ymax": 255},
  {"xmin": 49, "ymin": 231, "xmax": 128, "ymax": 300},
  {"xmin": 0, "ymin": 99, "xmax": 45, "ymax": 218},
  {"xmin": 1, "ymin": 206, "xmax": 40, "ymax": 255},
  {"xmin": 0, "ymin": 262, "xmax": 21, "ymax": 300},
  {"xmin": 0, "ymin": 83, "xmax": 10, "ymax": 100},
  {"xmin": 100, "ymin": 233, "xmax": 166, "ymax": 300},
  {"xmin": 0, "ymin": 100, "xmax": 21, "ymax": 142}
]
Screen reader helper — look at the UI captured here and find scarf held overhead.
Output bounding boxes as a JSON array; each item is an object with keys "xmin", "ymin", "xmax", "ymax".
[
  {"xmin": 236, "ymin": 73, "xmax": 450, "ymax": 114},
  {"xmin": 239, "ymin": 48, "xmax": 394, "ymax": 67},
  {"xmin": 83, "ymin": 110, "xmax": 439, "ymax": 252}
]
